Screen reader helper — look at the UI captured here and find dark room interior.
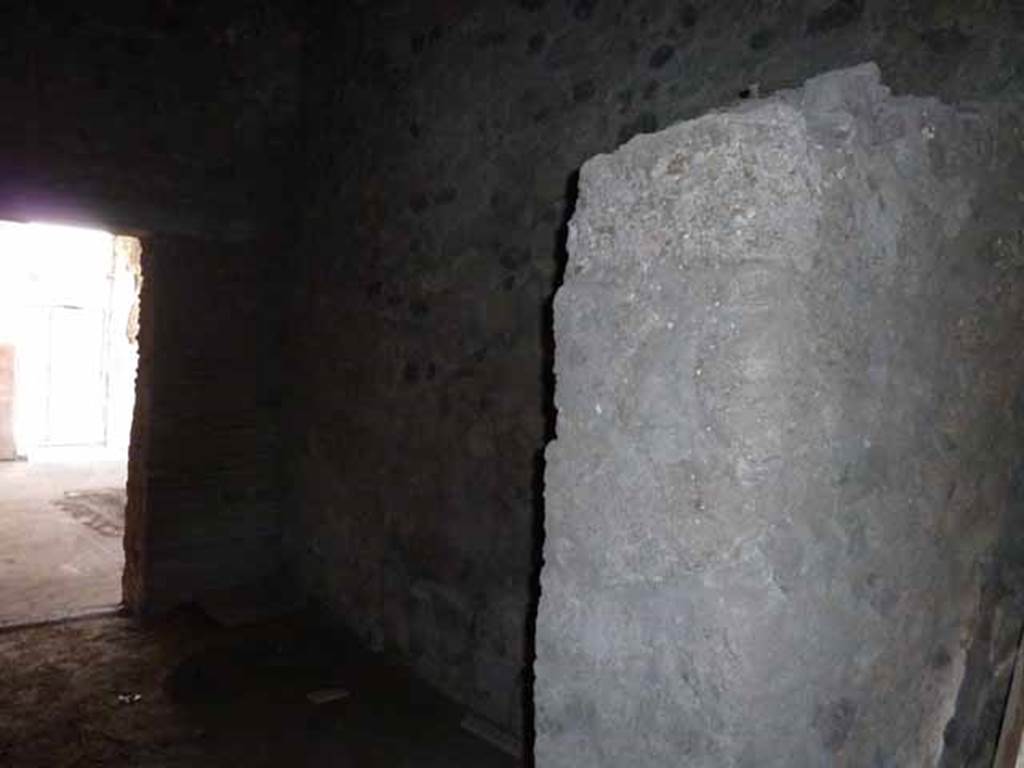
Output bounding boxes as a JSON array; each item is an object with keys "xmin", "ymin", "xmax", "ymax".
[{"xmin": 3, "ymin": 1, "xmax": 1024, "ymax": 766}]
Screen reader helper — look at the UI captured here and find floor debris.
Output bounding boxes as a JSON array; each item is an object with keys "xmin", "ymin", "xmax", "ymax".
[
  {"xmin": 0, "ymin": 610, "xmax": 519, "ymax": 767},
  {"xmin": 306, "ymin": 687, "xmax": 350, "ymax": 705}
]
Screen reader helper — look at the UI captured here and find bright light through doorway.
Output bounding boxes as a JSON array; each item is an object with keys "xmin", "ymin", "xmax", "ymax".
[
  {"xmin": 0, "ymin": 220, "xmax": 141, "ymax": 626},
  {"xmin": 0, "ymin": 221, "xmax": 141, "ymax": 460}
]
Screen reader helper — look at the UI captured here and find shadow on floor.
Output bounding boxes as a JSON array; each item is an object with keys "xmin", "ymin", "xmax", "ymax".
[{"xmin": 0, "ymin": 608, "xmax": 520, "ymax": 767}]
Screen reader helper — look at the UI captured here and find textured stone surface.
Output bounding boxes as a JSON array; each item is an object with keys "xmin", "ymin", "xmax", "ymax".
[
  {"xmin": 537, "ymin": 63, "xmax": 1024, "ymax": 766},
  {"xmin": 124, "ymin": 235, "xmax": 287, "ymax": 613},
  {"xmin": 287, "ymin": 0, "xmax": 1024, "ymax": 743}
]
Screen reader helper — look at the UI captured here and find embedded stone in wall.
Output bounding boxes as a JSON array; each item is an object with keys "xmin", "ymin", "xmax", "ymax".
[{"xmin": 536, "ymin": 63, "xmax": 1024, "ymax": 766}]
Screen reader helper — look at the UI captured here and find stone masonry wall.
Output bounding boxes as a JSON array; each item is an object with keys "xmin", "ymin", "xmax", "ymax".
[
  {"xmin": 538, "ymin": 63, "xmax": 1024, "ymax": 767},
  {"xmin": 125, "ymin": 234, "xmax": 286, "ymax": 613},
  {"xmin": 288, "ymin": 0, "xmax": 1024, "ymax": 743}
]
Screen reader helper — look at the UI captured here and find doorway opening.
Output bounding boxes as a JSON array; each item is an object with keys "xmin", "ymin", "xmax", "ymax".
[{"xmin": 0, "ymin": 220, "xmax": 142, "ymax": 626}]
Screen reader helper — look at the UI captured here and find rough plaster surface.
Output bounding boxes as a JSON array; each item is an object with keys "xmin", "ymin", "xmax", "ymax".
[{"xmin": 537, "ymin": 64, "xmax": 1024, "ymax": 766}]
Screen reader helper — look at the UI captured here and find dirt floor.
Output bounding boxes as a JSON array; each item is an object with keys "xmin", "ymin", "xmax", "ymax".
[
  {"xmin": 0, "ymin": 459, "xmax": 126, "ymax": 626},
  {"xmin": 0, "ymin": 609, "xmax": 520, "ymax": 767}
]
